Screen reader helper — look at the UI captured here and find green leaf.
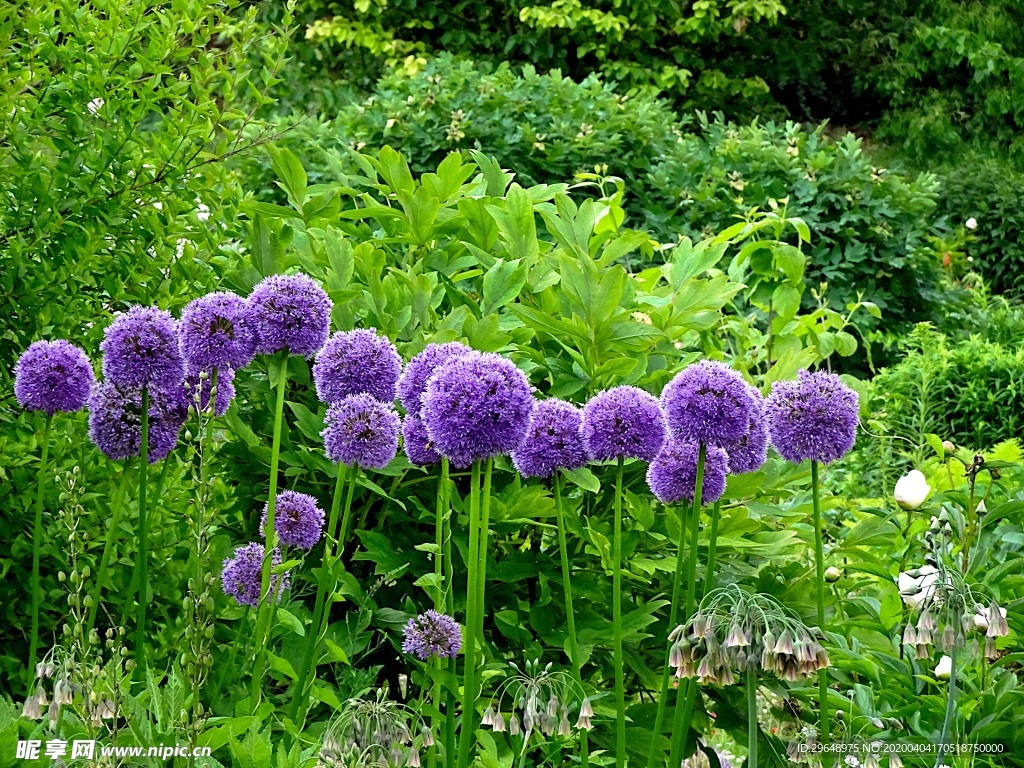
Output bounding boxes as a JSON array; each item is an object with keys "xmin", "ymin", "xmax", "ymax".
[
  {"xmin": 563, "ymin": 467, "xmax": 601, "ymax": 493},
  {"xmin": 772, "ymin": 283, "xmax": 802, "ymax": 319},
  {"xmin": 481, "ymin": 258, "xmax": 528, "ymax": 314},
  {"xmin": 275, "ymin": 608, "xmax": 305, "ymax": 637},
  {"xmin": 268, "ymin": 146, "xmax": 308, "ymax": 212},
  {"xmin": 486, "ymin": 182, "xmax": 539, "ymax": 262}
]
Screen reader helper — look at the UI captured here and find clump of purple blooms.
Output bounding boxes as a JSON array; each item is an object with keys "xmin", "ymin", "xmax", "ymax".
[
  {"xmin": 313, "ymin": 329, "xmax": 402, "ymax": 405},
  {"xmin": 402, "ymin": 414, "xmax": 440, "ymax": 467},
  {"xmin": 247, "ymin": 273, "xmax": 332, "ymax": 357},
  {"xmin": 322, "ymin": 393, "xmax": 401, "ymax": 470},
  {"xmin": 397, "ymin": 342, "xmax": 474, "ymax": 414},
  {"xmin": 661, "ymin": 360, "xmax": 757, "ymax": 446},
  {"xmin": 100, "ymin": 306, "xmax": 184, "ymax": 390},
  {"xmin": 87, "ymin": 381, "xmax": 188, "ymax": 462},
  {"xmin": 179, "ymin": 291, "xmax": 255, "ymax": 372},
  {"xmin": 221, "ymin": 542, "xmax": 289, "ymax": 607},
  {"xmin": 422, "ymin": 352, "xmax": 534, "ymax": 467},
  {"xmin": 765, "ymin": 370, "xmax": 859, "ymax": 464},
  {"xmin": 14, "ymin": 340, "xmax": 94, "ymax": 414},
  {"xmin": 647, "ymin": 440, "xmax": 729, "ymax": 504},
  {"xmin": 581, "ymin": 385, "xmax": 666, "ymax": 462},
  {"xmin": 719, "ymin": 387, "xmax": 768, "ymax": 474},
  {"xmin": 402, "ymin": 610, "xmax": 462, "ymax": 660},
  {"xmin": 260, "ymin": 490, "xmax": 325, "ymax": 550},
  {"xmin": 512, "ymin": 399, "xmax": 587, "ymax": 479}
]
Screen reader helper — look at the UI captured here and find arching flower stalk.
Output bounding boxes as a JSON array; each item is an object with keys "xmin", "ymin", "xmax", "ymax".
[
  {"xmin": 317, "ymin": 689, "xmax": 433, "ymax": 768},
  {"xmin": 480, "ymin": 660, "xmax": 594, "ymax": 768}
]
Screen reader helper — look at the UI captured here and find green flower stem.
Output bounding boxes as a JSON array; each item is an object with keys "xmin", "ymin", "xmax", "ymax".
[
  {"xmin": 475, "ymin": 459, "xmax": 493, "ymax": 646},
  {"xmin": 27, "ymin": 412, "xmax": 53, "ymax": 690},
  {"xmin": 935, "ymin": 644, "xmax": 958, "ymax": 768},
  {"xmin": 554, "ymin": 472, "xmax": 589, "ymax": 768},
  {"xmin": 747, "ymin": 669, "xmax": 758, "ymax": 768},
  {"xmin": 612, "ymin": 456, "xmax": 626, "ymax": 768},
  {"xmin": 212, "ymin": 607, "xmax": 250, "ymax": 700},
  {"xmin": 668, "ymin": 444, "xmax": 707, "ymax": 768},
  {"xmin": 292, "ymin": 464, "xmax": 356, "ymax": 726},
  {"xmin": 119, "ymin": 456, "xmax": 172, "ymax": 622},
  {"xmin": 456, "ymin": 460, "xmax": 483, "ymax": 768},
  {"xmin": 442, "ymin": 460, "xmax": 457, "ymax": 767},
  {"xmin": 249, "ymin": 352, "xmax": 289, "ymax": 705},
  {"xmin": 703, "ymin": 500, "xmax": 722, "ymax": 598},
  {"xmin": 428, "ymin": 459, "xmax": 450, "ymax": 768},
  {"xmin": 811, "ymin": 461, "xmax": 830, "ymax": 746},
  {"xmin": 132, "ymin": 388, "xmax": 151, "ymax": 682},
  {"xmin": 86, "ymin": 459, "xmax": 134, "ymax": 637}
]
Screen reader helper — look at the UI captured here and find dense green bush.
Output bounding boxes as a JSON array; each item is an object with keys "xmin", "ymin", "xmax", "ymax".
[{"xmin": 643, "ymin": 116, "xmax": 942, "ymax": 328}]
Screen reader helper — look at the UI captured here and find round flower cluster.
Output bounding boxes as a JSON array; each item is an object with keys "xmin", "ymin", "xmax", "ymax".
[
  {"xmin": 481, "ymin": 659, "xmax": 593, "ymax": 739},
  {"xmin": 14, "ymin": 340, "xmax": 94, "ymax": 415},
  {"xmin": 260, "ymin": 490, "xmax": 325, "ymax": 550},
  {"xmin": 221, "ymin": 542, "xmax": 289, "ymax": 607},
  {"xmin": 669, "ymin": 587, "xmax": 830, "ymax": 685},
  {"xmin": 179, "ymin": 291, "xmax": 255, "ymax": 372},
  {"xmin": 397, "ymin": 342, "xmax": 474, "ymax": 414},
  {"xmin": 100, "ymin": 306, "xmax": 185, "ymax": 390},
  {"xmin": 322, "ymin": 394, "xmax": 401, "ymax": 470},
  {"xmin": 512, "ymin": 399, "xmax": 587, "ymax": 479},
  {"xmin": 662, "ymin": 360, "xmax": 758, "ymax": 446},
  {"xmin": 718, "ymin": 389, "xmax": 768, "ymax": 475},
  {"xmin": 87, "ymin": 382, "xmax": 188, "ymax": 463},
  {"xmin": 581, "ymin": 385, "xmax": 666, "ymax": 463},
  {"xmin": 401, "ymin": 610, "xmax": 462, "ymax": 660},
  {"xmin": 646, "ymin": 440, "xmax": 729, "ymax": 504},
  {"xmin": 313, "ymin": 328, "xmax": 402, "ymax": 405},
  {"xmin": 765, "ymin": 369, "xmax": 858, "ymax": 464},
  {"xmin": 247, "ymin": 273, "xmax": 333, "ymax": 357}
]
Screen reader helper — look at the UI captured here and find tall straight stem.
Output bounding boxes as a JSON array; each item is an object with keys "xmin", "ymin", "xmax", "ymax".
[
  {"xmin": 747, "ymin": 670, "xmax": 758, "ymax": 768},
  {"xmin": 475, "ymin": 460, "xmax": 493, "ymax": 646},
  {"xmin": 612, "ymin": 457, "xmax": 626, "ymax": 768},
  {"xmin": 429, "ymin": 460, "xmax": 450, "ymax": 768},
  {"xmin": 27, "ymin": 413, "xmax": 54, "ymax": 689},
  {"xmin": 554, "ymin": 473, "xmax": 589, "ymax": 768},
  {"xmin": 811, "ymin": 461, "xmax": 830, "ymax": 745},
  {"xmin": 86, "ymin": 461, "xmax": 133, "ymax": 637},
  {"xmin": 935, "ymin": 643, "xmax": 958, "ymax": 768},
  {"xmin": 441, "ymin": 460, "xmax": 457, "ymax": 766},
  {"xmin": 703, "ymin": 501, "xmax": 721, "ymax": 598},
  {"xmin": 250, "ymin": 352, "xmax": 289, "ymax": 704},
  {"xmin": 291, "ymin": 464, "xmax": 355, "ymax": 725},
  {"xmin": 668, "ymin": 444, "xmax": 707, "ymax": 768},
  {"xmin": 456, "ymin": 461, "xmax": 482, "ymax": 768},
  {"xmin": 132, "ymin": 388, "xmax": 151, "ymax": 681}
]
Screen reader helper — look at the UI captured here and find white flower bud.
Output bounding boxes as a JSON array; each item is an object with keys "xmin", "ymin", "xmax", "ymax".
[{"xmin": 894, "ymin": 470, "xmax": 930, "ymax": 509}]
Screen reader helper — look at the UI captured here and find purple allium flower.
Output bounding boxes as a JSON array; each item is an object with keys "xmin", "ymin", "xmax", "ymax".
[
  {"xmin": 247, "ymin": 273, "xmax": 332, "ymax": 357},
  {"xmin": 402, "ymin": 610, "xmax": 462, "ymax": 660},
  {"xmin": 646, "ymin": 440, "xmax": 728, "ymax": 504},
  {"xmin": 511, "ymin": 399, "xmax": 587, "ymax": 479},
  {"xmin": 100, "ymin": 306, "xmax": 185, "ymax": 390},
  {"xmin": 661, "ymin": 360, "xmax": 757, "ymax": 446},
  {"xmin": 14, "ymin": 340, "xmax": 94, "ymax": 414},
  {"xmin": 313, "ymin": 329, "xmax": 402, "ymax": 405},
  {"xmin": 422, "ymin": 352, "xmax": 534, "ymax": 466},
  {"xmin": 87, "ymin": 381, "xmax": 188, "ymax": 463},
  {"xmin": 396, "ymin": 342, "xmax": 475, "ymax": 413},
  {"xmin": 179, "ymin": 291, "xmax": 255, "ymax": 371},
  {"xmin": 581, "ymin": 386, "xmax": 666, "ymax": 462},
  {"xmin": 766, "ymin": 369, "xmax": 859, "ymax": 464},
  {"xmin": 259, "ymin": 490, "xmax": 325, "ymax": 550},
  {"xmin": 720, "ymin": 388, "xmax": 768, "ymax": 474},
  {"xmin": 184, "ymin": 366, "xmax": 236, "ymax": 417},
  {"xmin": 220, "ymin": 542, "xmax": 289, "ymax": 607},
  {"xmin": 322, "ymin": 393, "xmax": 401, "ymax": 469},
  {"xmin": 402, "ymin": 414, "xmax": 440, "ymax": 467}
]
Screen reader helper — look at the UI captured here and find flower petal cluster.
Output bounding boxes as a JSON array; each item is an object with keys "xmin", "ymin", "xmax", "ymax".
[
  {"xmin": 402, "ymin": 610, "xmax": 462, "ymax": 660},
  {"xmin": 184, "ymin": 366, "xmax": 235, "ymax": 417},
  {"xmin": 260, "ymin": 490, "xmax": 325, "ymax": 550},
  {"xmin": 662, "ymin": 360, "xmax": 757, "ymax": 446},
  {"xmin": 179, "ymin": 291, "xmax": 255, "ymax": 371},
  {"xmin": 765, "ymin": 369, "xmax": 859, "ymax": 464},
  {"xmin": 397, "ymin": 342, "xmax": 474, "ymax": 413},
  {"xmin": 402, "ymin": 414, "xmax": 440, "ymax": 467},
  {"xmin": 247, "ymin": 273, "xmax": 332, "ymax": 357},
  {"xmin": 322, "ymin": 393, "xmax": 401, "ymax": 469},
  {"xmin": 511, "ymin": 399, "xmax": 587, "ymax": 479},
  {"xmin": 581, "ymin": 386, "xmax": 666, "ymax": 462},
  {"xmin": 87, "ymin": 381, "xmax": 188, "ymax": 462},
  {"xmin": 14, "ymin": 340, "xmax": 94, "ymax": 414},
  {"xmin": 221, "ymin": 542, "xmax": 289, "ymax": 607},
  {"xmin": 719, "ymin": 390, "xmax": 769, "ymax": 474},
  {"xmin": 646, "ymin": 440, "xmax": 728, "ymax": 504},
  {"xmin": 893, "ymin": 469, "xmax": 930, "ymax": 509},
  {"xmin": 313, "ymin": 328, "xmax": 402, "ymax": 405},
  {"xmin": 100, "ymin": 306, "xmax": 184, "ymax": 390}
]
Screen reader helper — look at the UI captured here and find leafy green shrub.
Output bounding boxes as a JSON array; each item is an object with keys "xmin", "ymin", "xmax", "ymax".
[{"xmin": 643, "ymin": 116, "xmax": 942, "ymax": 329}]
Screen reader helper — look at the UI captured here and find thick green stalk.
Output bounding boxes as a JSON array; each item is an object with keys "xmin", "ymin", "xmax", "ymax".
[
  {"xmin": 703, "ymin": 501, "xmax": 721, "ymax": 598},
  {"xmin": 86, "ymin": 460, "xmax": 133, "ymax": 636},
  {"xmin": 456, "ymin": 461, "xmax": 482, "ymax": 768},
  {"xmin": 442, "ymin": 460, "xmax": 457, "ymax": 766},
  {"xmin": 429, "ymin": 460, "xmax": 450, "ymax": 768},
  {"xmin": 132, "ymin": 388, "xmax": 151, "ymax": 681},
  {"xmin": 612, "ymin": 457, "xmax": 626, "ymax": 768},
  {"xmin": 811, "ymin": 461, "xmax": 830, "ymax": 745},
  {"xmin": 646, "ymin": 499, "xmax": 692, "ymax": 764},
  {"xmin": 554, "ymin": 473, "xmax": 589, "ymax": 768},
  {"xmin": 668, "ymin": 444, "xmax": 707, "ymax": 768},
  {"xmin": 249, "ymin": 352, "xmax": 289, "ymax": 704},
  {"xmin": 475, "ymin": 459, "xmax": 493, "ymax": 645},
  {"xmin": 27, "ymin": 413, "xmax": 54, "ymax": 689},
  {"xmin": 119, "ymin": 456, "xmax": 172, "ymax": 621},
  {"xmin": 337, "ymin": 466, "xmax": 361, "ymax": 549},
  {"xmin": 935, "ymin": 643, "xmax": 958, "ymax": 768},
  {"xmin": 290, "ymin": 464, "xmax": 354, "ymax": 725},
  {"xmin": 747, "ymin": 670, "xmax": 758, "ymax": 768}
]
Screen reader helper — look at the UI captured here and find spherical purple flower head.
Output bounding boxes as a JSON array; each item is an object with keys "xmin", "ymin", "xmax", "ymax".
[
  {"xmin": 403, "ymin": 414, "xmax": 440, "ymax": 467},
  {"xmin": 720, "ymin": 388, "xmax": 769, "ymax": 474},
  {"xmin": 322, "ymin": 393, "xmax": 401, "ymax": 469},
  {"xmin": 14, "ymin": 340, "xmax": 94, "ymax": 414},
  {"xmin": 661, "ymin": 360, "xmax": 757, "ymax": 447},
  {"xmin": 512, "ymin": 399, "xmax": 587, "ymax": 479},
  {"xmin": 646, "ymin": 440, "xmax": 728, "ymax": 504},
  {"xmin": 402, "ymin": 610, "xmax": 462, "ymax": 661},
  {"xmin": 247, "ymin": 273, "xmax": 332, "ymax": 357},
  {"xmin": 220, "ymin": 542, "xmax": 290, "ymax": 607},
  {"xmin": 87, "ymin": 381, "xmax": 188, "ymax": 463},
  {"xmin": 179, "ymin": 291, "xmax": 255, "ymax": 371},
  {"xmin": 766, "ymin": 369, "xmax": 860, "ymax": 464},
  {"xmin": 184, "ymin": 365, "xmax": 236, "ymax": 417},
  {"xmin": 313, "ymin": 328, "xmax": 402, "ymax": 405},
  {"xmin": 422, "ymin": 352, "xmax": 534, "ymax": 467},
  {"xmin": 100, "ymin": 306, "xmax": 185, "ymax": 390},
  {"xmin": 259, "ymin": 490, "xmax": 325, "ymax": 550},
  {"xmin": 581, "ymin": 385, "xmax": 666, "ymax": 462},
  {"xmin": 396, "ymin": 341, "xmax": 475, "ymax": 413}
]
